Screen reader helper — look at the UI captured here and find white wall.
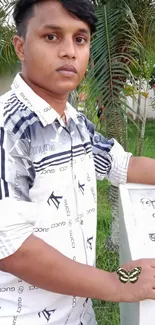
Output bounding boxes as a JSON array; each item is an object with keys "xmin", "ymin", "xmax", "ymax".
[{"xmin": 127, "ymin": 89, "xmax": 155, "ymax": 120}]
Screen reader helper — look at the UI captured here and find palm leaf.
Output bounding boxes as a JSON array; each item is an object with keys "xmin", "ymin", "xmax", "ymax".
[
  {"xmin": 87, "ymin": 1, "xmax": 139, "ymax": 144},
  {"xmin": 87, "ymin": 0, "xmax": 155, "ymax": 145},
  {"xmin": 0, "ymin": 1, "xmax": 18, "ymax": 75}
]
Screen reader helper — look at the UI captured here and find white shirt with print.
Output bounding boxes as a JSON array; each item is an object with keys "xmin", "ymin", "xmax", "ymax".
[{"xmin": 0, "ymin": 74, "xmax": 132, "ymax": 325}]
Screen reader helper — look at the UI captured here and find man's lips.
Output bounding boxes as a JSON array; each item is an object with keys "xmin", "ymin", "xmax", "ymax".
[{"xmin": 56, "ymin": 65, "xmax": 77, "ymax": 74}]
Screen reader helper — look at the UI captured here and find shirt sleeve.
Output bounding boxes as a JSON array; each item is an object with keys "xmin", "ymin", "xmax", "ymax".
[
  {"xmin": 0, "ymin": 126, "xmax": 41, "ymax": 259},
  {"xmin": 106, "ymin": 139, "xmax": 132, "ymax": 186},
  {"xmin": 84, "ymin": 115, "xmax": 132, "ymax": 186}
]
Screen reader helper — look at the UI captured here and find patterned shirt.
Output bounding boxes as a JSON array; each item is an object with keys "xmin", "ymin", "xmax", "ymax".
[{"xmin": 0, "ymin": 74, "xmax": 132, "ymax": 325}]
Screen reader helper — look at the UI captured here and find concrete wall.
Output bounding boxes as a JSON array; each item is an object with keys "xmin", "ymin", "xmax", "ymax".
[{"xmin": 127, "ymin": 89, "xmax": 155, "ymax": 120}]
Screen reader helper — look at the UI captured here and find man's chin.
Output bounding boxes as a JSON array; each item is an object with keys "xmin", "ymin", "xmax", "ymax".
[{"xmin": 55, "ymin": 83, "xmax": 78, "ymax": 95}]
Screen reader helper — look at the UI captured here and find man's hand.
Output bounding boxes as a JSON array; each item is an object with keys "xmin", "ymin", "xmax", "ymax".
[{"xmin": 113, "ymin": 258, "xmax": 155, "ymax": 302}]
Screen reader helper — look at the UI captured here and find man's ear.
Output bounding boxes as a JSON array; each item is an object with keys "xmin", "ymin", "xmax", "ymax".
[{"xmin": 13, "ymin": 35, "xmax": 25, "ymax": 62}]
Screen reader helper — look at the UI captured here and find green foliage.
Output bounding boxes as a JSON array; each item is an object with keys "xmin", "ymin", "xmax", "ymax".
[
  {"xmin": 77, "ymin": 78, "xmax": 100, "ymax": 126},
  {"xmin": 0, "ymin": 26, "xmax": 18, "ymax": 75},
  {"xmin": 87, "ymin": 0, "xmax": 155, "ymax": 149},
  {"xmin": 95, "ymin": 179, "xmax": 120, "ymax": 325},
  {"xmin": 0, "ymin": 1, "xmax": 17, "ymax": 75},
  {"xmin": 150, "ymin": 66, "xmax": 155, "ymax": 89},
  {"xmin": 86, "ymin": 1, "xmax": 139, "ymax": 145}
]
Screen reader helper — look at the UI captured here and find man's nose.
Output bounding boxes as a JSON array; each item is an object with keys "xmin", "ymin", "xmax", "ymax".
[{"xmin": 58, "ymin": 38, "xmax": 76, "ymax": 59}]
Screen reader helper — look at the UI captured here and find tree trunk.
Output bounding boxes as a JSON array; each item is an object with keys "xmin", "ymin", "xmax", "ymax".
[
  {"xmin": 105, "ymin": 108, "xmax": 125, "ymax": 251},
  {"xmin": 135, "ymin": 79, "xmax": 142, "ymax": 155},
  {"xmin": 138, "ymin": 81, "xmax": 149, "ymax": 156}
]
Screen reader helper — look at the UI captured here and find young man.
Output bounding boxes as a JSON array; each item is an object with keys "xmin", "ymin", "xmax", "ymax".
[{"xmin": 0, "ymin": 0, "xmax": 155, "ymax": 324}]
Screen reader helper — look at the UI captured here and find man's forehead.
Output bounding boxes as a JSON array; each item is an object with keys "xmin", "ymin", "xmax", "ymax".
[{"xmin": 31, "ymin": 0, "xmax": 90, "ymax": 33}]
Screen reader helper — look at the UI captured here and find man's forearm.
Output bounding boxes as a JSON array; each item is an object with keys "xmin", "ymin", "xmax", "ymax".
[
  {"xmin": 127, "ymin": 156, "xmax": 155, "ymax": 184},
  {"xmin": 0, "ymin": 235, "xmax": 120, "ymax": 302}
]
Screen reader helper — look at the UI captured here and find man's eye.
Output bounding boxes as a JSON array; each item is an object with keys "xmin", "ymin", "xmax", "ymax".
[
  {"xmin": 76, "ymin": 37, "xmax": 86, "ymax": 44},
  {"xmin": 45, "ymin": 35, "xmax": 57, "ymax": 41}
]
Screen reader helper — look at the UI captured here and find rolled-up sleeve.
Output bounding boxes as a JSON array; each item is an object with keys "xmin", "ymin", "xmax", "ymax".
[
  {"xmin": 0, "ymin": 126, "xmax": 38, "ymax": 259},
  {"xmin": 84, "ymin": 115, "xmax": 132, "ymax": 186},
  {"xmin": 107, "ymin": 139, "xmax": 132, "ymax": 186}
]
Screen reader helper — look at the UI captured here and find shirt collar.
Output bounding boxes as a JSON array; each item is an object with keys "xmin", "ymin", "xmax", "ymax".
[{"xmin": 11, "ymin": 73, "xmax": 78, "ymax": 127}]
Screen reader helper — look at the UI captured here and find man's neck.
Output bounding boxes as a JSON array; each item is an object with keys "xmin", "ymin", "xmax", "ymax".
[{"xmin": 21, "ymin": 74, "xmax": 69, "ymax": 116}]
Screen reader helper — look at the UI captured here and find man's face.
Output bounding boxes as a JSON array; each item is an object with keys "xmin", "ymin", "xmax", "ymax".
[{"xmin": 14, "ymin": 0, "xmax": 91, "ymax": 96}]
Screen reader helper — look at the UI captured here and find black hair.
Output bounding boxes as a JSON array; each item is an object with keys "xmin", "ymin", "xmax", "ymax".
[{"xmin": 13, "ymin": 0, "xmax": 97, "ymax": 37}]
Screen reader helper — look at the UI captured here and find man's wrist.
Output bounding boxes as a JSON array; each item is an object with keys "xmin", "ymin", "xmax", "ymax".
[{"xmin": 96, "ymin": 270, "xmax": 123, "ymax": 302}]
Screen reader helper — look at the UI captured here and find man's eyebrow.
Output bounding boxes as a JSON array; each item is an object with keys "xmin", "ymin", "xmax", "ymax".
[
  {"xmin": 42, "ymin": 25, "xmax": 90, "ymax": 35},
  {"xmin": 78, "ymin": 28, "xmax": 90, "ymax": 35},
  {"xmin": 42, "ymin": 25, "xmax": 62, "ymax": 30}
]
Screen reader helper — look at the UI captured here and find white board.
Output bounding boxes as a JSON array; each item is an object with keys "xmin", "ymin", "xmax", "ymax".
[{"xmin": 119, "ymin": 184, "xmax": 155, "ymax": 325}]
